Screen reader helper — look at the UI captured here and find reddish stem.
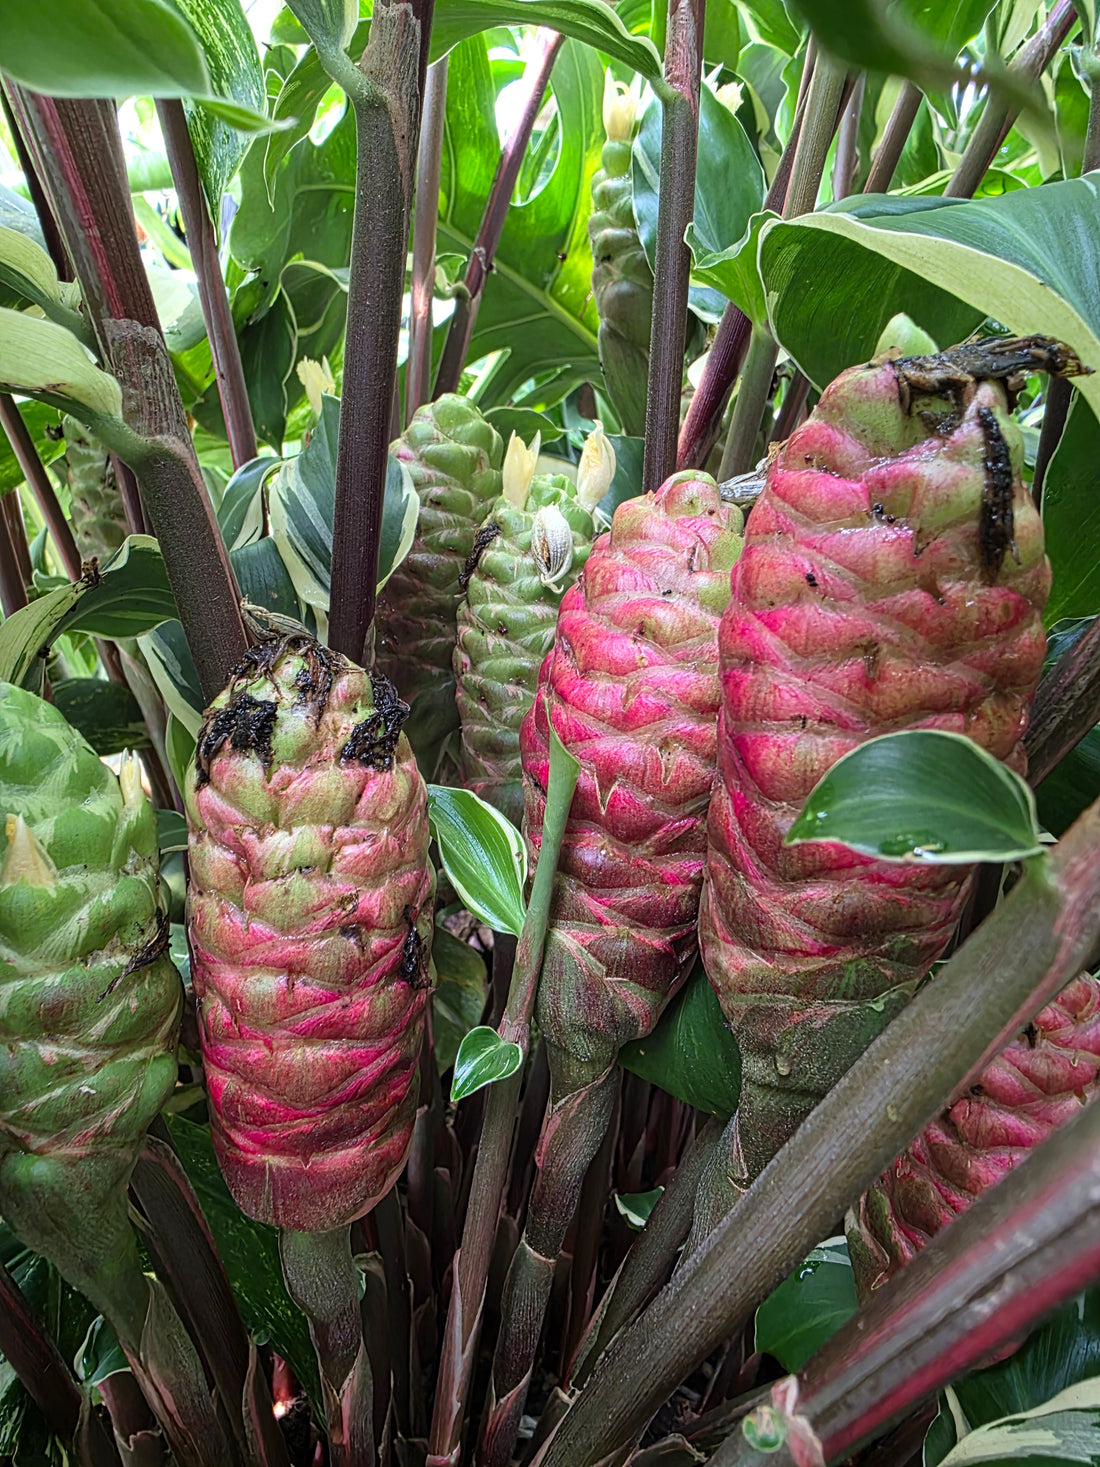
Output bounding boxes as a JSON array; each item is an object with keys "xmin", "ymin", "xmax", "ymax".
[{"xmin": 0, "ymin": 392, "xmax": 81, "ymax": 580}]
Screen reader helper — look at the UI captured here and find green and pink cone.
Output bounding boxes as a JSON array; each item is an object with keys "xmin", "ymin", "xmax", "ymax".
[
  {"xmin": 374, "ymin": 394, "xmax": 503, "ymax": 720},
  {"xmin": 697, "ymin": 335, "xmax": 1081, "ymax": 1213},
  {"xmin": 479, "ymin": 472, "xmax": 744, "ymax": 1466},
  {"xmin": 453, "ymin": 427, "xmax": 612, "ymax": 825},
  {"xmin": 186, "ymin": 634, "xmax": 434, "ymax": 1233},
  {"xmin": 849, "ymin": 972, "xmax": 1100, "ymax": 1296}
]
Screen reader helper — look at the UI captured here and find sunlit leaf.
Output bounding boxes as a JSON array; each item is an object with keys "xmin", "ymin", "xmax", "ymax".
[
  {"xmin": 450, "ymin": 1025, "xmax": 524, "ymax": 1102},
  {"xmin": 427, "ymin": 785, "xmax": 528, "ymax": 937}
]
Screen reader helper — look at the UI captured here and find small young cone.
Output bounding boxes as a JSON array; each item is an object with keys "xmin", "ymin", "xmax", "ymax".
[
  {"xmin": 453, "ymin": 435, "xmax": 600, "ymax": 825},
  {"xmin": 700, "ymin": 338, "xmax": 1064, "ymax": 1194},
  {"xmin": 849, "ymin": 973, "xmax": 1100, "ymax": 1298},
  {"xmin": 375, "ymin": 395, "xmax": 503, "ymax": 708},
  {"xmin": 589, "ymin": 77, "xmax": 653, "ymax": 436},
  {"xmin": 186, "ymin": 634, "xmax": 434, "ymax": 1232}
]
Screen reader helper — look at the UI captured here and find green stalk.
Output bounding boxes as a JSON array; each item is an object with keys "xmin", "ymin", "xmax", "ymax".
[
  {"xmin": 862, "ymin": 81, "xmax": 921, "ymax": 193},
  {"xmin": 406, "ymin": 57, "xmax": 449, "ymax": 423},
  {"xmin": 717, "ymin": 327, "xmax": 779, "ymax": 479},
  {"xmin": 534, "ymin": 797, "xmax": 1100, "ymax": 1467},
  {"xmin": 641, "ymin": 0, "xmax": 705, "ymax": 493},
  {"xmin": 280, "ymin": 1227, "xmax": 373, "ymax": 1467},
  {"xmin": 427, "ymin": 733, "xmax": 580, "ymax": 1466}
]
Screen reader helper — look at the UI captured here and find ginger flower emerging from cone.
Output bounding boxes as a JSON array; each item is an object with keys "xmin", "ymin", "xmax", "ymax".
[
  {"xmin": 577, "ymin": 421, "xmax": 617, "ymax": 514},
  {"xmin": 602, "ymin": 70, "xmax": 637, "ymax": 142},
  {"xmin": 502, "ymin": 430, "xmax": 541, "ymax": 507},
  {"xmin": 186, "ymin": 635, "xmax": 434, "ymax": 1232}
]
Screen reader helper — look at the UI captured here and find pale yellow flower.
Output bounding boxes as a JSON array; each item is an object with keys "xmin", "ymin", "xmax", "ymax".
[
  {"xmin": 576, "ymin": 421, "xmax": 617, "ymax": 512},
  {"xmin": 502, "ymin": 431, "xmax": 541, "ymax": 508},
  {"xmin": 296, "ymin": 356, "xmax": 335, "ymax": 417},
  {"xmin": 603, "ymin": 70, "xmax": 637, "ymax": 143}
]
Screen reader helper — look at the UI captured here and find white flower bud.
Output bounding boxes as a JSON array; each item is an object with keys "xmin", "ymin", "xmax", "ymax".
[
  {"xmin": 502, "ymin": 431, "xmax": 541, "ymax": 508},
  {"xmin": 715, "ymin": 81, "xmax": 743, "ymax": 115},
  {"xmin": 118, "ymin": 750, "xmax": 146, "ymax": 810},
  {"xmin": 576, "ymin": 421, "xmax": 616, "ymax": 512},
  {"xmin": 296, "ymin": 356, "xmax": 335, "ymax": 417},
  {"xmin": 531, "ymin": 505, "xmax": 574, "ymax": 589},
  {"xmin": 603, "ymin": 71, "xmax": 637, "ymax": 142}
]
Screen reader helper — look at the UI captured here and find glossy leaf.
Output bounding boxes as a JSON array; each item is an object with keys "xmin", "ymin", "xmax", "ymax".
[
  {"xmin": 141, "ymin": 621, "xmax": 205, "ymax": 734},
  {"xmin": 437, "ymin": 35, "xmax": 602, "ymax": 407},
  {"xmin": 282, "ymin": 0, "xmax": 357, "ymax": 53},
  {"xmin": 177, "ymin": 0, "xmax": 267, "ymax": 218},
  {"xmin": 270, "ymin": 395, "xmax": 414, "ymax": 615},
  {"xmin": 634, "ymin": 84, "xmax": 766, "ymax": 323},
  {"xmin": 1036, "ymin": 725, "xmax": 1100, "ymax": 839},
  {"xmin": 0, "ymin": 402, "xmax": 65, "ymax": 496},
  {"xmin": 432, "ymin": 927, "xmax": 489, "ymax": 1074},
  {"xmin": 758, "ymin": 179, "xmax": 1100, "ymax": 422},
  {"xmin": 163, "ymin": 1114, "xmax": 320, "ymax": 1405},
  {"xmin": 620, "ymin": 960, "xmax": 742, "ymax": 1117},
  {"xmin": 686, "ymin": 210, "xmax": 777, "ymax": 329},
  {"xmin": 0, "ymin": 226, "xmax": 62, "ymax": 311},
  {"xmin": 217, "ymin": 455, "xmax": 280, "ymax": 552},
  {"xmin": 893, "ymin": 0, "xmax": 999, "ymax": 54},
  {"xmin": 0, "ymin": 0, "xmax": 211, "ymax": 98},
  {"xmin": 925, "ymin": 1289, "xmax": 1100, "ymax": 1465},
  {"xmin": 755, "ymin": 1237, "xmax": 858, "ymax": 1373},
  {"xmin": 450, "ymin": 1025, "xmax": 524, "ymax": 1102},
  {"xmin": 427, "ymin": 785, "xmax": 528, "ymax": 937},
  {"xmin": 430, "ymin": 0, "xmax": 661, "ymax": 76},
  {"xmin": 0, "ymin": 584, "xmax": 82, "ymax": 689},
  {"xmin": 1042, "ymin": 392, "xmax": 1100, "ymax": 624},
  {"xmin": 52, "ymin": 679, "xmax": 150, "ymax": 755},
  {"xmin": 60, "ymin": 536, "xmax": 176, "ymax": 640},
  {"xmin": 786, "ymin": 730, "xmax": 1044, "ymax": 863},
  {"xmin": 0, "ymin": 308, "xmax": 123, "ymax": 419},
  {"xmin": 166, "ymin": 712, "xmax": 199, "ymax": 794},
  {"xmin": 614, "ymin": 1188, "xmax": 664, "ymax": 1230}
]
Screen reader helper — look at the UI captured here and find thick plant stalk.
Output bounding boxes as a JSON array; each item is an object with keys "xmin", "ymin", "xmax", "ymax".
[
  {"xmin": 0, "ymin": 686, "xmax": 226, "ymax": 1467},
  {"xmin": 709, "ymin": 1087, "xmax": 1100, "ymax": 1467},
  {"xmin": 863, "ymin": 81, "xmax": 922, "ymax": 194},
  {"xmin": 321, "ymin": 0, "xmax": 432, "ymax": 662},
  {"xmin": 433, "ymin": 31, "xmax": 565, "ymax": 399},
  {"xmin": 7, "ymin": 90, "xmax": 248, "ymax": 699},
  {"xmin": 156, "ymin": 100, "xmax": 258, "ymax": 469},
  {"xmin": 453, "ymin": 430, "xmax": 607, "ymax": 823},
  {"xmin": 589, "ymin": 75, "xmax": 654, "ymax": 436},
  {"xmin": 849, "ymin": 971, "xmax": 1100, "ymax": 1296},
  {"xmin": 477, "ymin": 474, "xmax": 744, "ymax": 1467},
  {"xmin": 532, "ymin": 795, "xmax": 1100, "ymax": 1467},
  {"xmin": 696, "ymin": 338, "xmax": 1075, "ymax": 1229},
  {"xmin": 642, "ymin": 0, "xmax": 705, "ymax": 493},
  {"xmin": 406, "ymin": 58, "xmax": 449, "ymax": 423},
  {"xmin": 0, "ymin": 494, "xmax": 29, "ymax": 616},
  {"xmin": 186, "ymin": 635, "xmax": 434, "ymax": 1461},
  {"xmin": 1027, "ymin": 613, "xmax": 1100, "ymax": 785}
]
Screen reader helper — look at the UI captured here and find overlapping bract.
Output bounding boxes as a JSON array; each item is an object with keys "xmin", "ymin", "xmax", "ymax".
[
  {"xmin": 375, "ymin": 395, "xmax": 503, "ymax": 708},
  {"xmin": 186, "ymin": 637, "xmax": 434, "ymax": 1232},
  {"xmin": 0, "ymin": 684, "xmax": 180, "ymax": 1307},
  {"xmin": 521, "ymin": 472, "xmax": 744, "ymax": 1088},
  {"xmin": 61, "ymin": 414, "xmax": 128, "ymax": 564},
  {"xmin": 849, "ymin": 973, "xmax": 1100, "ymax": 1296},
  {"xmin": 700, "ymin": 347, "xmax": 1051, "ymax": 1181},
  {"xmin": 455, "ymin": 475, "xmax": 595, "ymax": 826}
]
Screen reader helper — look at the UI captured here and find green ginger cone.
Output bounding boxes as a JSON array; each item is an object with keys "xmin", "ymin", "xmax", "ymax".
[
  {"xmin": 375, "ymin": 395, "xmax": 503, "ymax": 717},
  {"xmin": 453, "ymin": 428, "xmax": 613, "ymax": 825},
  {"xmin": 589, "ymin": 75, "xmax": 653, "ymax": 436},
  {"xmin": 0, "ymin": 686, "xmax": 225, "ymax": 1465},
  {"xmin": 60, "ymin": 415, "xmax": 128, "ymax": 564}
]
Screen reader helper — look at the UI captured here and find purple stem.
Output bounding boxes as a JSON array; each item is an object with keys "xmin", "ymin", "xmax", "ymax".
[
  {"xmin": 156, "ymin": 100, "xmax": 258, "ymax": 470},
  {"xmin": 642, "ymin": 0, "xmax": 706, "ymax": 493},
  {"xmin": 0, "ymin": 392, "xmax": 81, "ymax": 579},
  {"xmin": 432, "ymin": 31, "xmax": 565, "ymax": 399}
]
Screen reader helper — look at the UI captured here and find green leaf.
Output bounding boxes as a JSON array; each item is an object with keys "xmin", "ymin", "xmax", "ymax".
[
  {"xmin": 165, "ymin": 712, "xmax": 198, "ymax": 794},
  {"xmin": 218, "ymin": 455, "xmax": 281, "ymax": 552},
  {"xmin": 429, "ymin": 0, "xmax": 662, "ymax": 76},
  {"xmin": 1036, "ymin": 725, "xmax": 1100, "ymax": 840},
  {"xmin": 60, "ymin": 536, "xmax": 176, "ymax": 640},
  {"xmin": 936, "ymin": 1382, "xmax": 1100, "ymax": 1465},
  {"xmin": 0, "ymin": 308, "xmax": 123, "ymax": 419},
  {"xmin": 686, "ymin": 210, "xmax": 778, "ymax": 328},
  {"xmin": 450, "ymin": 1025, "xmax": 524, "ymax": 1102},
  {"xmin": 483, "ymin": 406, "xmax": 561, "ymax": 446},
  {"xmin": 599, "ymin": 434, "xmax": 644, "ymax": 520},
  {"xmin": 141, "ymin": 621, "xmax": 205, "ymax": 734},
  {"xmin": 634, "ymin": 84, "xmax": 766, "ymax": 323},
  {"xmin": 240, "ymin": 292, "xmax": 297, "ymax": 449},
  {"xmin": 163, "ymin": 1114, "xmax": 319, "ymax": 1406},
  {"xmin": 786, "ymin": 730, "xmax": 1044, "ymax": 864},
  {"xmin": 755, "ymin": 1237, "xmax": 858, "ymax": 1372},
  {"xmin": 892, "ymin": 0, "xmax": 999, "ymax": 55},
  {"xmin": 176, "ymin": 0, "xmax": 268, "ymax": 218},
  {"xmin": 0, "ymin": 226, "xmax": 62, "ymax": 310},
  {"xmin": 0, "ymin": 0, "xmax": 211, "ymax": 98},
  {"xmin": 1042, "ymin": 392, "xmax": 1100, "ymax": 624},
  {"xmin": 432, "ymin": 927, "xmax": 490, "ymax": 1074},
  {"xmin": 758, "ymin": 179, "xmax": 1100, "ymax": 424},
  {"xmin": 0, "ymin": 402, "xmax": 64, "ymax": 497},
  {"xmin": 281, "ymin": 0, "xmax": 357, "ymax": 53},
  {"xmin": 614, "ymin": 1187, "xmax": 663, "ymax": 1230},
  {"xmin": 427, "ymin": 785, "xmax": 528, "ymax": 938},
  {"xmin": 620, "ymin": 960, "xmax": 742, "ymax": 1117},
  {"xmin": 437, "ymin": 36, "xmax": 602, "ymax": 407},
  {"xmin": 270, "ymin": 395, "xmax": 412, "ymax": 613},
  {"xmin": 0, "ymin": 584, "xmax": 82, "ymax": 689},
  {"xmin": 52, "ymin": 679, "xmax": 150, "ymax": 755},
  {"xmin": 76, "ymin": 1317, "xmax": 129, "ymax": 1386}
]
